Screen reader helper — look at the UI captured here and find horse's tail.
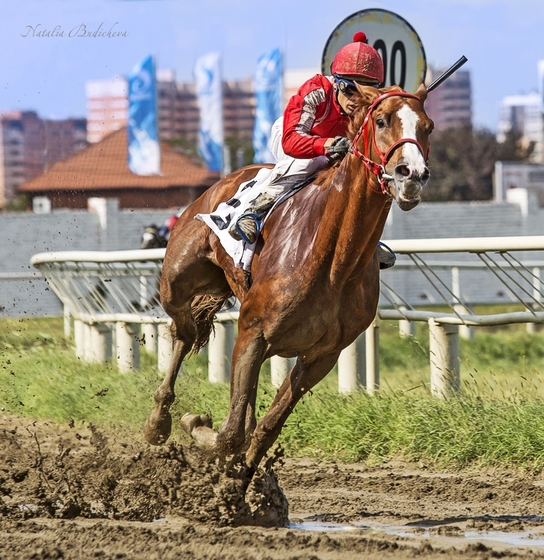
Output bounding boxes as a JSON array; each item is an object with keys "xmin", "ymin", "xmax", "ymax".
[{"xmin": 190, "ymin": 294, "xmax": 231, "ymax": 353}]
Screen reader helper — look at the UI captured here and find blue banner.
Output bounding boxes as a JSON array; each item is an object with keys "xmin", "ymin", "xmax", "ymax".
[
  {"xmin": 253, "ymin": 48, "xmax": 283, "ymax": 164},
  {"xmin": 194, "ymin": 52, "xmax": 223, "ymax": 173},
  {"xmin": 127, "ymin": 55, "xmax": 160, "ymax": 175}
]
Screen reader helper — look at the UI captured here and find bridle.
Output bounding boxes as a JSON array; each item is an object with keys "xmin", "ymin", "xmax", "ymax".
[{"xmin": 348, "ymin": 91, "xmax": 430, "ymax": 195}]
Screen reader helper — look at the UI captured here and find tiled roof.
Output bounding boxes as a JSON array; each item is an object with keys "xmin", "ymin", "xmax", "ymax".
[{"xmin": 18, "ymin": 127, "xmax": 219, "ymax": 192}]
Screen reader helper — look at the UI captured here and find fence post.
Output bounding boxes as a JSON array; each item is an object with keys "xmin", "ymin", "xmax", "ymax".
[
  {"xmin": 142, "ymin": 322, "xmax": 158, "ymax": 354},
  {"xmin": 208, "ymin": 320, "xmax": 234, "ymax": 383},
  {"xmin": 63, "ymin": 305, "xmax": 71, "ymax": 337},
  {"xmin": 74, "ymin": 319, "xmax": 85, "ymax": 359},
  {"xmin": 82, "ymin": 322, "xmax": 94, "ymax": 362},
  {"xmin": 157, "ymin": 322, "xmax": 173, "ymax": 374},
  {"xmin": 452, "ymin": 267, "xmax": 474, "ymax": 340},
  {"xmin": 270, "ymin": 356, "xmax": 297, "ymax": 388},
  {"xmin": 115, "ymin": 322, "xmax": 141, "ymax": 372},
  {"xmin": 428, "ymin": 318, "xmax": 460, "ymax": 397},
  {"xmin": 398, "ymin": 306, "xmax": 416, "ymax": 338},
  {"xmin": 88, "ymin": 323, "xmax": 112, "ymax": 363},
  {"xmin": 527, "ymin": 267, "xmax": 541, "ymax": 334},
  {"xmin": 338, "ymin": 334, "xmax": 366, "ymax": 394},
  {"xmin": 365, "ymin": 316, "xmax": 380, "ymax": 395}
]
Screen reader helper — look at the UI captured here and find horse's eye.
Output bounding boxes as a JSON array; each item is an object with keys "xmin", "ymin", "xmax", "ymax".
[{"xmin": 376, "ymin": 118, "xmax": 385, "ymax": 129}]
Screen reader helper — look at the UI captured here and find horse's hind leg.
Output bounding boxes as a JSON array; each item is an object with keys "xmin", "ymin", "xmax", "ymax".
[
  {"xmin": 182, "ymin": 327, "xmax": 267, "ymax": 456},
  {"xmin": 245, "ymin": 352, "xmax": 340, "ymax": 470},
  {"xmin": 145, "ymin": 289, "xmax": 230, "ymax": 445}
]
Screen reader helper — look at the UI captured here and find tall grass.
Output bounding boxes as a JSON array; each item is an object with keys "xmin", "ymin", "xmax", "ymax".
[{"xmin": 3, "ymin": 316, "xmax": 544, "ymax": 469}]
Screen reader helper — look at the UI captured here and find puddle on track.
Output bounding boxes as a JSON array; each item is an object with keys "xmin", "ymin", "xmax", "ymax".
[{"xmin": 290, "ymin": 519, "xmax": 544, "ymax": 549}]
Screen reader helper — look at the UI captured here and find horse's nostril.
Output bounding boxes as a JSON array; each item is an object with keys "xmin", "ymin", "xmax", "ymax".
[
  {"xmin": 422, "ymin": 168, "xmax": 430, "ymax": 182},
  {"xmin": 395, "ymin": 164, "xmax": 411, "ymax": 178}
]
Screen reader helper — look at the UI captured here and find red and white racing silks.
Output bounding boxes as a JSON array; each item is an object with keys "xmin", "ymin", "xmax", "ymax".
[{"xmin": 281, "ymin": 74, "xmax": 351, "ymax": 159}]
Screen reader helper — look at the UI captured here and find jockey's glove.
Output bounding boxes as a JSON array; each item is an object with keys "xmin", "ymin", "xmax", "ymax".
[{"xmin": 326, "ymin": 136, "xmax": 351, "ymax": 163}]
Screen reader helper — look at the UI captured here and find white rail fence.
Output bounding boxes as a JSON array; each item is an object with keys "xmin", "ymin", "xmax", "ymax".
[{"xmin": 30, "ymin": 236, "xmax": 544, "ymax": 397}]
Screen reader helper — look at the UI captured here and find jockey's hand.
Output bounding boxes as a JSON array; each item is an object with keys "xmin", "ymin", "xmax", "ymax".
[{"xmin": 326, "ymin": 136, "xmax": 351, "ymax": 163}]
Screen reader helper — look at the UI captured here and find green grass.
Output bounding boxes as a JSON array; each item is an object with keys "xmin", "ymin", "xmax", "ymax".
[{"xmin": 3, "ymin": 316, "xmax": 544, "ymax": 470}]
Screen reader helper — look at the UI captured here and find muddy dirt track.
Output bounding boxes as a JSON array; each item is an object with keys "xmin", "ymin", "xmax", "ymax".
[{"xmin": 4, "ymin": 414, "xmax": 544, "ymax": 559}]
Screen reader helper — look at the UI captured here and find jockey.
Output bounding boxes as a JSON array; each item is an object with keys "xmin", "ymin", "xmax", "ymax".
[
  {"xmin": 229, "ymin": 32, "xmax": 395, "ymax": 269},
  {"xmin": 158, "ymin": 211, "xmax": 181, "ymax": 242}
]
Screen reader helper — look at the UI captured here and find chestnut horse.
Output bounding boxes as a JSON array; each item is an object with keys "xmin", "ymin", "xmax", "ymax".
[{"xmin": 144, "ymin": 84, "xmax": 433, "ymax": 480}]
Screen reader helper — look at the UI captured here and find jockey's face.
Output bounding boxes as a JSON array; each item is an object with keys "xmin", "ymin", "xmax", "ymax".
[
  {"xmin": 336, "ymin": 89, "xmax": 358, "ymax": 116},
  {"xmin": 334, "ymin": 75, "xmax": 380, "ymax": 117}
]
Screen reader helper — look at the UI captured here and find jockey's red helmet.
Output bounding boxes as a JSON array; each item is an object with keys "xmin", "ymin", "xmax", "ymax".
[{"xmin": 330, "ymin": 31, "xmax": 384, "ymax": 85}]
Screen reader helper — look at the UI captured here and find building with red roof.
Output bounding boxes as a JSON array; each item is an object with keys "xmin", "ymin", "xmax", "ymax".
[{"xmin": 17, "ymin": 127, "xmax": 219, "ymax": 210}]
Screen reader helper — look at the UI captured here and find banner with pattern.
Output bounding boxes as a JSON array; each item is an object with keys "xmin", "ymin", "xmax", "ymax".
[
  {"xmin": 253, "ymin": 48, "xmax": 283, "ymax": 164},
  {"xmin": 195, "ymin": 52, "xmax": 224, "ymax": 173},
  {"xmin": 127, "ymin": 55, "xmax": 160, "ymax": 175}
]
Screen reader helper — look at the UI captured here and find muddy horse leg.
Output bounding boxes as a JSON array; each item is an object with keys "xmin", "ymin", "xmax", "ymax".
[
  {"xmin": 245, "ymin": 352, "xmax": 340, "ymax": 471},
  {"xmin": 183, "ymin": 327, "xmax": 266, "ymax": 456},
  {"xmin": 144, "ymin": 306, "xmax": 197, "ymax": 445}
]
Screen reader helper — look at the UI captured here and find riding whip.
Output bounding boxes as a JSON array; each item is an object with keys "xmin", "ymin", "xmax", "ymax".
[{"xmin": 427, "ymin": 55, "xmax": 468, "ymax": 92}]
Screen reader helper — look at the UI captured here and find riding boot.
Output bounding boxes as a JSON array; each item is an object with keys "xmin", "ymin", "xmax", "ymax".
[
  {"xmin": 229, "ymin": 192, "xmax": 277, "ymax": 244},
  {"xmin": 377, "ymin": 242, "xmax": 396, "ymax": 270}
]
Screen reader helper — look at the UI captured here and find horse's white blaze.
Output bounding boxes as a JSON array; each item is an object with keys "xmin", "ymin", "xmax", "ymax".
[{"xmin": 397, "ymin": 104, "xmax": 427, "ymax": 174}]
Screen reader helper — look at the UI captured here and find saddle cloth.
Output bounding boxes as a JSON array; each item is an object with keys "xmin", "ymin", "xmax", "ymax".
[
  {"xmin": 195, "ymin": 167, "xmax": 273, "ymax": 271},
  {"xmin": 196, "ymin": 167, "xmax": 314, "ymax": 272}
]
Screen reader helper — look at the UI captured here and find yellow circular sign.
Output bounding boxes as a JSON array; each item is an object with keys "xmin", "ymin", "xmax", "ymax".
[{"xmin": 322, "ymin": 9, "xmax": 427, "ymax": 93}]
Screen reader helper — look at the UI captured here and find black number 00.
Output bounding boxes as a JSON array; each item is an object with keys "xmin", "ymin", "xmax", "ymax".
[{"xmin": 372, "ymin": 39, "xmax": 407, "ymax": 89}]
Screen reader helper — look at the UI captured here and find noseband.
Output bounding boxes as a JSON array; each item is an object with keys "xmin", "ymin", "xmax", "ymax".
[{"xmin": 348, "ymin": 91, "xmax": 429, "ymax": 195}]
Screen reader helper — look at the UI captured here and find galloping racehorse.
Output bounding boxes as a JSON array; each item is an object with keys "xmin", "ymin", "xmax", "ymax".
[{"xmin": 144, "ymin": 84, "xmax": 433, "ymax": 481}]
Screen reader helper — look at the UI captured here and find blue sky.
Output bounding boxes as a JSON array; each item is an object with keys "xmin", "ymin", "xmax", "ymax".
[{"xmin": 2, "ymin": 0, "xmax": 544, "ymax": 131}]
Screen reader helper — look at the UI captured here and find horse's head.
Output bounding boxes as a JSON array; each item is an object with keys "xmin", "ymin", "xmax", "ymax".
[
  {"xmin": 349, "ymin": 83, "xmax": 433, "ymax": 211},
  {"xmin": 140, "ymin": 225, "xmax": 168, "ymax": 249}
]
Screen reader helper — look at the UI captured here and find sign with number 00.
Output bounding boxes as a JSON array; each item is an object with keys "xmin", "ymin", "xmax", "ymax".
[{"xmin": 322, "ymin": 9, "xmax": 427, "ymax": 93}]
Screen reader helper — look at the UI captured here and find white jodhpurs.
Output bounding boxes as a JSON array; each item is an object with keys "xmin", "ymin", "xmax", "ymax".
[{"xmin": 254, "ymin": 117, "xmax": 329, "ymax": 198}]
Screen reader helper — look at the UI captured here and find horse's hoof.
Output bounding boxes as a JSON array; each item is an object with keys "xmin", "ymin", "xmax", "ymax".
[
  {"xmin": 181, "ymin": 413, "xmax": 212, "ymax": 435},
  {"xmin": 143, "ymin": 410, "xmax": 172, "ymax": 446}
]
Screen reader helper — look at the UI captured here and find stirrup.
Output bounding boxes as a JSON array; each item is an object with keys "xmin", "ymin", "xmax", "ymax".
[
  {"xmin": 378, "ymin": 241, "xmax": 396, "ymax": 270},
  {"xmin": 233, "ymin": 212, "xmax": 262, "ymax": 245}
]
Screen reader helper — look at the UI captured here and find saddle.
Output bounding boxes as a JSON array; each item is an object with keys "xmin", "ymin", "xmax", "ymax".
[{"xmin": 196, "ymin": 171, "xmax": 316, "ymax": 275}]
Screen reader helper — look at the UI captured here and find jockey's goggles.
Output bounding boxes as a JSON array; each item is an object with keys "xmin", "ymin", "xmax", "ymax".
[{"xmin": 334, "ymin": 75, "xmax": 380, "ymax": 96}]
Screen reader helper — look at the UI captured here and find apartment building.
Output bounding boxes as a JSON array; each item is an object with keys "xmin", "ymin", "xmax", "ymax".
[
  {"xmin": 85, "ymin": 76, "xmax": 129, "ymax": 144},
  {"xmin": 87, "ymin": 71, "xmax": 256, "ymax": 145},
  {"xmin": 498, "ymin": 92, "xmax": 544, "ymax": 163},
  {"xmin": 424, "ymin": 65, "xmax": 472, "ymax": 131},
  {"xmin": 0, "ymin": 111, "xmax": 86, "ymax": 209}
]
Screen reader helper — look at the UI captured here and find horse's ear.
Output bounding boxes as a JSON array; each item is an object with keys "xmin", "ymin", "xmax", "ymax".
[{"xmin": 415, "ymin": 83, "xmax": 428, "ymax": 103}]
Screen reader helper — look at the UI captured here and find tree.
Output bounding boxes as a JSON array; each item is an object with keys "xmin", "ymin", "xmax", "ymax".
[
  {"xmin": 426, "ymin": 126, "xmax": 534, "ymax": 202},
  {"xmin": 224, "ymin": 135, "xmax": 254, "ymax": 170},
  {"xmin": 4, "ymin": 194, "xmax": 28, "ymax": 213}
]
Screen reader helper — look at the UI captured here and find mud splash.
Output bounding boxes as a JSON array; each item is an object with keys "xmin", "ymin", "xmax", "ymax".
[{"xmin": 0, "ymin": 417, "xmax": 289, "ymax": 527}]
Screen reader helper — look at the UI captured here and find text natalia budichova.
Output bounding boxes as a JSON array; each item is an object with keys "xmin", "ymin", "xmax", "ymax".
[{"xmin": 21, "ymin": 23, "xmax": 128, "ymax": 38}]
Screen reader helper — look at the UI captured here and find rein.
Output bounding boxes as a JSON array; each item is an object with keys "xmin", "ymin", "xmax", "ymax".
[{"xmin": 348, "ymin": 91, "xmax": 429, "ymax": 195}]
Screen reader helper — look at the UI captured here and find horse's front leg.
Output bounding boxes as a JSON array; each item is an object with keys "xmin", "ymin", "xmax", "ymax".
[
  {"xmin": 182, "ymin": 328, "xmax": 266, "ymax": 457},
  {"xmin": 245, "ymin": 352, "xmax": 340, "ymax": 471},
  {"xmin": 144, "ymin": 308, "xmax": 195, "ymax": 445},
  {"xmin": 144, "ymin": 336, "xmax": 189, "ymax": 445}
]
